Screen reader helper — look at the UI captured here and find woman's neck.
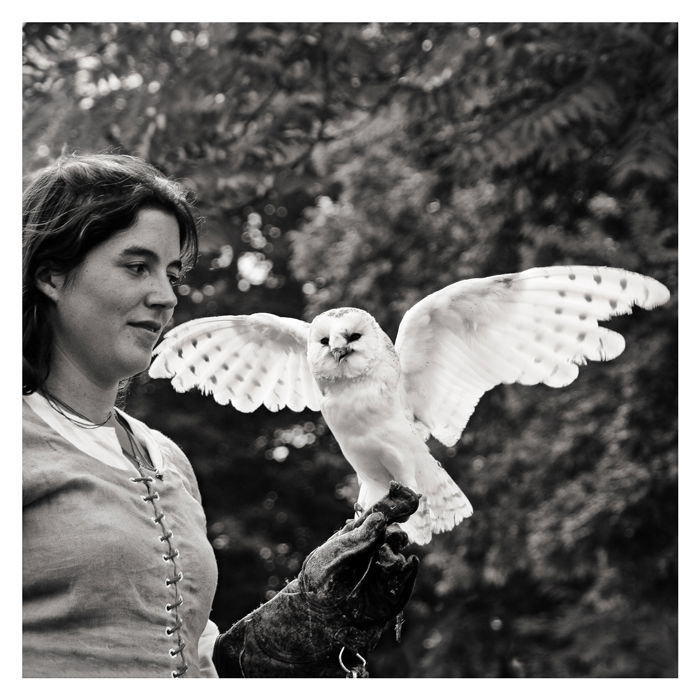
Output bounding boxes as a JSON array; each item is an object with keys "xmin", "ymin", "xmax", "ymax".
[{"xmin": 43, "ymin": 356, "xmax": 120, "ymax": 424}]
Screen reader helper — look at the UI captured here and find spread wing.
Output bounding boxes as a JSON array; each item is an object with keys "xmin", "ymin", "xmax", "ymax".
[
  {"xmin": 394, "ymin": 266, "xmax": 670, "ymax": 447},
  {"xmin": 149, "ymin": 313, "xmax": 322, "ymax": 412}
]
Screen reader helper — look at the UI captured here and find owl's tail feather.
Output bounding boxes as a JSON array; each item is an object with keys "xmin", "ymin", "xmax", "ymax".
[
  {"xmin": 400, "ymin": 498, "xmax": 433, "ymax": 545},
  {"xmin": 357, "ymin": 465, "xmax": 471, "ymax": 545},
  {"xmin": 418, "ymin": 461, "xmax": 473, "ymax": 539},
  {"xmin": 358, "ymin": 478, "xmax": 433, "ymax": 545}
]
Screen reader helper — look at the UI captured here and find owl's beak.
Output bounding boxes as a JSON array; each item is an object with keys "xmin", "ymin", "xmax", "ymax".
[{"xmin": 331, "ymin": 345, "xmax": 351, "ymax": 362}]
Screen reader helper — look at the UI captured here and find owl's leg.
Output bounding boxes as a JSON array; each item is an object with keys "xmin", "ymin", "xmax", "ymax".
[{"xmin": 354, "ymin": 479, "xmax": 369, "ymax": 518}]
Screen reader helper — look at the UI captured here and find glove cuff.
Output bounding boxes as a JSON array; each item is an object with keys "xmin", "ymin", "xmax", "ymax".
[
  {"xmin": 213, "ymin": 578, "xmax": 386, "ymax": 677},
  {"xmin": 212, "ymin": 620, "xmax": 246, "ymax": 677}
]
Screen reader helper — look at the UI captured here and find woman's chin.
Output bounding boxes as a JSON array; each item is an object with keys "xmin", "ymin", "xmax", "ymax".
[{"xmin": 115, "ymin": 349, "xmax": 154, "ymax": 382}]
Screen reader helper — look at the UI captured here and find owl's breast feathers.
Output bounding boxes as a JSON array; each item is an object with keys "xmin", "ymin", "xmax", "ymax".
[{"xmin": 321, "ymin": 370, "xmax": 397, "ymax": 431}]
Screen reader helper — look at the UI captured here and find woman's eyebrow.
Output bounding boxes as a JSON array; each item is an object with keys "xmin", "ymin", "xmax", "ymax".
[{"xmin": 119, "ymin": 246, "xmax": 182, "ymax": 270}]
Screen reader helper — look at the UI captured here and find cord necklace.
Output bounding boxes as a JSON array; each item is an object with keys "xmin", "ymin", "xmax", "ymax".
[
  {"xmin": 114, "ymin": 411, "xmax": 160, "ymax": 476},
  {"xmin": 42, "ymin": 389, "xmax": 113, "ymax": 429}
]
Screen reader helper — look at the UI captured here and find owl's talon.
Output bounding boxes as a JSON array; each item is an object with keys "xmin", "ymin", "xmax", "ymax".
[{"xmin": 354, "ymin": 502, "xmax": 364, "ymax": 515}]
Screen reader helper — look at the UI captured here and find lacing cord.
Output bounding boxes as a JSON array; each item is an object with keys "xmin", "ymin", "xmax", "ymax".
[
  {"xmin": 166, "ymin": 572, "xmax": 184, "ymax": 586},
  {"xmin": 129, "ymin": 469, "xmax": 189, "ymax": 678},
  {"xmin": 166, "ymin": 620, "xmax": 183, "ymax": 636},
  {"xmin": 169, "ymin": 641, "xmax": 186, "ymax": 657},
  {"xmin": 165, "ymin": 595, "xmax": 184, "ymax": 612}
]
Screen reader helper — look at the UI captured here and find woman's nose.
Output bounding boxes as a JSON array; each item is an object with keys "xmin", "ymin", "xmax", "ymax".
[{"xmin": 147, "ymin": 274, "xmax": 178, "ymax": 309}]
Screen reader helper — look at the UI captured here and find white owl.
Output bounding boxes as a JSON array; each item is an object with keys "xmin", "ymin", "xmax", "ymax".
[{"xmin": 149, "ymin": 266, "xmax": 670, "ymax": 545}]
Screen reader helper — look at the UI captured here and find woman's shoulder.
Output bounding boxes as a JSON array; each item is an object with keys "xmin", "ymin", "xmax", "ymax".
[
  {"xmin": 22, "ymin": 395, "xmax": 87, "ymax": 505},
  {"xmin": 23, "ymin": 393, "xmax": 50, "ymax": 434},
  {"xmin": 23, "ymin": 394, "xmax": 62, "ymax": 452}
]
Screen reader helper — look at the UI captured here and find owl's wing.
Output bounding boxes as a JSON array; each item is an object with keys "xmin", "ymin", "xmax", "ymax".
[
  {"xmin": 394, "ymin": 266, "xmax": 670, "ymax": 447},
  {"xmin": 149, "ymin": 313, "xmax": 322, "ymax": 412}
]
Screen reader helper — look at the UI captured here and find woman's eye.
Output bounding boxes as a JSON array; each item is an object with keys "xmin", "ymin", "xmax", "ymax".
[
  {"xmin": 127, "ymin": 263, "xmax": 147, "ymax": 275},
  {"xmin": 320, "ymin": 337, "xmax": 329, "ymax": 346},
  {"xmin": 168, "ymin": 275, "xmax": 181, "ymax": 287},
  {"xmin": 348, "ymin": 333, "xmax": 362, "ymax": 342}
]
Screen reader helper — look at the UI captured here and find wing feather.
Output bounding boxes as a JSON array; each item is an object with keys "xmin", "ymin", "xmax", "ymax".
[
  {"xmin": 396, "ymin": 266, "xmax": 670, "ymax": 446},
  {"xmin": 207, "ymin": 340, "xmax": 258, "ymax": 407},
  {"xmin": 281, "ymin": 349, "xmax": 305, "ymax": 412},
  {"xmin": 149, "ymin": 314, "xmax": 322, "ymax": 412}
]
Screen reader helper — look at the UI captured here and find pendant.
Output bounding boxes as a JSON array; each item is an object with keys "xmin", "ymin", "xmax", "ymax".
[{"xmin": 135, "ymin": 456, "xmax": 164, "ymax": 480}]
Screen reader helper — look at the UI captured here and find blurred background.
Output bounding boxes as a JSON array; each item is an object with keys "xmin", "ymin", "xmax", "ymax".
[{"xmin": 22, "ymin": 22, "xmax": 677, "ymax": 677}]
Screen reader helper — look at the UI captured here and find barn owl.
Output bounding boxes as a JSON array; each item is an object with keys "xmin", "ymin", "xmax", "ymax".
[{"xmin": 149, "ymin": 266, "xmax": 670, "ymax": 545}]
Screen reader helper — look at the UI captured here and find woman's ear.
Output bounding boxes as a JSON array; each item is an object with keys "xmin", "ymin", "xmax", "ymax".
[{"xmin": 34, "ymin": 266, "xmax": 66, "ymax": 303}]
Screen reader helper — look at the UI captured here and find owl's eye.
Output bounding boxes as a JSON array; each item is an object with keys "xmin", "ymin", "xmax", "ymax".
[
  {"xmin": 348, "ymin": 332, "xmax": 362, "ymax": 342},
  {"xmin": 320, "ymin": 337, "xmax": 329, "ymax": 345}
]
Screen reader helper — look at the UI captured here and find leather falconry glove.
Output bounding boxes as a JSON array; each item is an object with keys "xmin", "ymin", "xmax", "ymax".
[{"xmin": 213, "ymin": 481, "xmax": 420, "ymax": 677}]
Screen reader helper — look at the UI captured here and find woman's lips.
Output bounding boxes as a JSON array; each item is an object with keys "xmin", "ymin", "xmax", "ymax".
[
  {"xmin": 129, "ymin": 321, "xmax": 161, "ymax": 333},
  {"xmin": 128, "ymin": 322, "xmax": 161, "ymax": 344}
]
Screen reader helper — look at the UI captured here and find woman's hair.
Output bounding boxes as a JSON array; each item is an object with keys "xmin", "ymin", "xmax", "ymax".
[{"xmin": 23, "ymin": 152, "xmax": 200, "ymax": 395}]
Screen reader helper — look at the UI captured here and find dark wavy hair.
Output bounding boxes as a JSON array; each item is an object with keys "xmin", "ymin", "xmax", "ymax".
[{"xmin": 23, "ymin": 152, "xmax": 200, "ymax": 395}]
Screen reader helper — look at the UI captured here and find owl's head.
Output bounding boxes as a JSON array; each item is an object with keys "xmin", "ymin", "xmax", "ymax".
[{"xmin": 307, "ymin": 307, "xmax": 385, "ymax": 383}]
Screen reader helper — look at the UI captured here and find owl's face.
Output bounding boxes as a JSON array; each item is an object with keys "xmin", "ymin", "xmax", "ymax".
[{"xmin": 307, "ymin": 308, "xmax": 382, "ymax": 382}]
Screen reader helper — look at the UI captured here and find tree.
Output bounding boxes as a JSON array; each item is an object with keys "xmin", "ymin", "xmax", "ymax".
[{"xmin": 23, "ymin": 22, "xmax": 677, "ymax": 677}]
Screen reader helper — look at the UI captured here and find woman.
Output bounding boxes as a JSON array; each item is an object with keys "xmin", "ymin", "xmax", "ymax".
[{"xmin": 22, "ymin": 153, "xmax": 419, "ymax": 678}]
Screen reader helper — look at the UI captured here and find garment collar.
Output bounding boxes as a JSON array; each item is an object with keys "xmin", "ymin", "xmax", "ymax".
[{"xmin": 23, "ymin": 391, "xmax": 165, "ymax": 474}]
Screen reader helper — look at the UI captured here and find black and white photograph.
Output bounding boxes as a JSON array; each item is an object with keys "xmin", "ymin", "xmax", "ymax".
[{"xmin": 19, "ymin": 15, "xmax": 682, "ymax": 687}]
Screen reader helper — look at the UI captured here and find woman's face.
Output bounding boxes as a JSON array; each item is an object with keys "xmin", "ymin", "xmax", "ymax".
[{"xmin": 47, "ymin": 207, "xmax": 183, "ymax": 388}]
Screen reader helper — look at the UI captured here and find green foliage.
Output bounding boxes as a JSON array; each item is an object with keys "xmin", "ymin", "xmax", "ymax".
[{"xmin": 23, "ymin": 22, "xmax": 677, "ymax": 677}]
